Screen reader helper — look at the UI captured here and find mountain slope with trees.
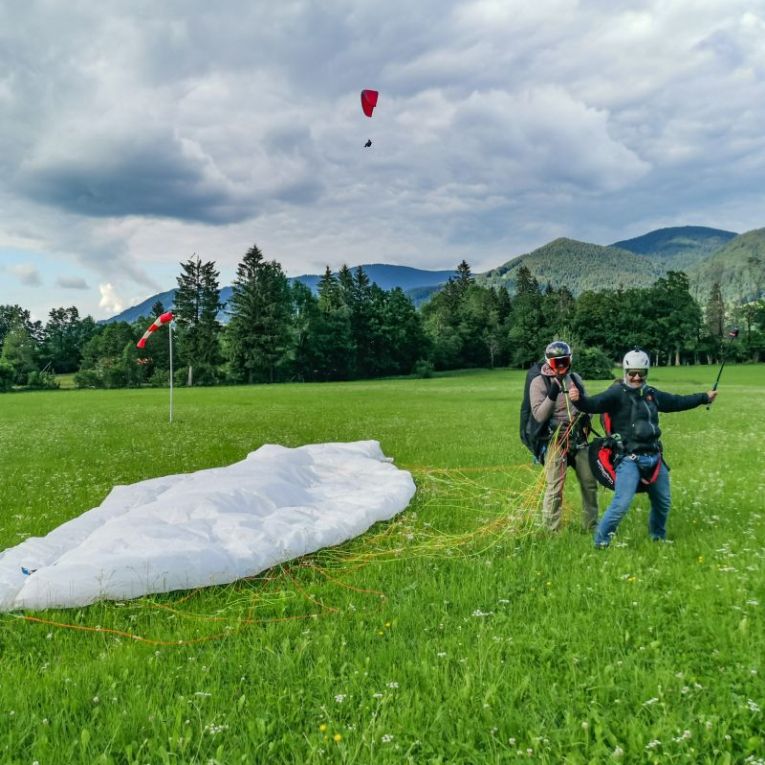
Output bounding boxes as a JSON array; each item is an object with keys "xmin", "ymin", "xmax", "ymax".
[
  {"xmin": 686, "ymin": 228, "xmax": 765, "ymax": 304},
  {"xmin": 477, "ymin": 238, "xmax": 662, "ymax": 295},
  {"xmin": 611, "ymin": 225, "xmax": 737, "ymax": 271}
]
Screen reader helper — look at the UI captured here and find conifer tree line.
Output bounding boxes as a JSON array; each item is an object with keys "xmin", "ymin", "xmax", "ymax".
[{"xmin": 1, "ymin": 243, "xmax": 764, "ymax": 392}]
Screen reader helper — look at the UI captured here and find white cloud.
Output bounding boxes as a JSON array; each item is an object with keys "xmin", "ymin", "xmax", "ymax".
[{"xmin": 98, "ymin": 283, "xmax": 125, "ymax": 314}]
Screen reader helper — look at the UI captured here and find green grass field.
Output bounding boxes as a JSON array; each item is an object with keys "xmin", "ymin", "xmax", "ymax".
[{"xmin": 0, "ymin": 367, "xmax": 763, "ymax": 764}]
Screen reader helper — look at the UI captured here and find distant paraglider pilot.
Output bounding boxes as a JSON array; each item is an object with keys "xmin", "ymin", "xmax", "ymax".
[
  {"xmin": 364, "ymin": 139, "xmax": 372, "ymax": 148},
  {"xmin": 569, "ymin": 348, "xmax": 718, "ymax": 548}
]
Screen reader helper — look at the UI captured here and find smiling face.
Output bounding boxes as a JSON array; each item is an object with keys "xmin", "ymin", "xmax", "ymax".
[{"xmin": 624, "ymin": 368, "xmax": 648, "ymax": 389}]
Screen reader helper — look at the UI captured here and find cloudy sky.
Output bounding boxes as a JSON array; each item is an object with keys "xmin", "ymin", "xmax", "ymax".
[{"xmin": 1, "ymin": 1, "xmax": 764, "ymax": 320}]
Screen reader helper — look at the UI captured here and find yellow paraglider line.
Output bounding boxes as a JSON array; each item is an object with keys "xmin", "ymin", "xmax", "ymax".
[{"xmin": 8, "ymin": 457, "xmax": 586, "ymax": 646}]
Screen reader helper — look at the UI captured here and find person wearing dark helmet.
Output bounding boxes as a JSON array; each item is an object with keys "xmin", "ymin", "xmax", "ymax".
[
  {"xmin": 569, "ymin": 349, "xmax": 719, "ymax": 547},
  {"xmin": 528, "ymin": 341, "xmax": 598, "ymax": 532}
]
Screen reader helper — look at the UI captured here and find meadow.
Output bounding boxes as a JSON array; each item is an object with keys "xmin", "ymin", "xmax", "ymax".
[{"xmin": 0, "ymin": 366, "xmax": 763, "ymax": 764}]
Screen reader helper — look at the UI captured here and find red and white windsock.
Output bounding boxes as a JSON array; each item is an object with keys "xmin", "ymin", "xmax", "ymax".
[{"xmin": 136, "ymin": 311, "xmax": 174, "ymax": 349}]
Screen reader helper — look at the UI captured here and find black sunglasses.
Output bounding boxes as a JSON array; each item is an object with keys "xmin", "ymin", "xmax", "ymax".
[{"xmin": 626, "ymin": 369, "xmax": 648, "ymax": 378}]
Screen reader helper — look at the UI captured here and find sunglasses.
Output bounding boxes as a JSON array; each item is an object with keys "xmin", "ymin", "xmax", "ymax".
[
  {"xmin": 626, "ymin": 369, "xmax": 648, "ymax": 379},
  {"xmin": 549, "ymin": 356, "xmax": 571, "ymax": 370}
]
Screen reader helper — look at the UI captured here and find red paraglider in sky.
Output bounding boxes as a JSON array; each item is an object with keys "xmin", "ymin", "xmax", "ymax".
[{"xmin": 360, "ymin": 89, "xmax": 378, "ymax": 117}]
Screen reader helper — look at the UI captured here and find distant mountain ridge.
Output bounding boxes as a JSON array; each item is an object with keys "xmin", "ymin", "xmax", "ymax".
[{"xmin": 104, "ymin": 225, "xmax": 765, "ymax": 323}]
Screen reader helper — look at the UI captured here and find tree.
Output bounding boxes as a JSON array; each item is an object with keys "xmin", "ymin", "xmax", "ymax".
[
  {"xmin": 174, "ymin": 254, "xmax": 223, "ymax": 385},
  {"xmin": 227, "ymin": 244, "xmax": 292, "ymax": 383},
  {"xmin": 41, "ymin": 306, "xmax": 96, "ymax": 374},
  {"xmin": 0, "ymin": 305, "xmax": 33, "ymax": 354},
  {"xmin": 312, "ymin": 267, "xmax": 353, "ymax": 380},
  {"xmin": 289, "ymin": 281, "xmax": 321, "ymax": 381},
  {"xmin": 507, "ymin": 266, "xmax": 544, "ymax": 366},
  {"xmin": 649, "ymin": 271, "xmax": 703, "ymax": 365},
  {"xmin": 705, "ymin": 282, "xmax": 726, "ymax": 339},
  {"xmin": 1, "ymin": 323, "xmax": 38, "ymax": 383},
  {"xmin": 76, "ymin": 322, "xmax": 142, "ymax": 388},
  {"xmin": 379, "ymin": 287, "xmax": 427, "ymax": 375}
]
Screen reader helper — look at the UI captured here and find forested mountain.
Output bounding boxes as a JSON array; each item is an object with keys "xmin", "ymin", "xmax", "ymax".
[
  {"xmin": 686, "ymin": 228, "xmax": 765, "ymax": 304},
  {"xmin": 477, "ymin": 238, "xmax": 662, "ymax": 295},
  {"xmin": 612, "ymin": 226, "xmax": 737, "ymax": 271},
  {"xmin": 105, "ymin": 264, "xmax": 457, "ymax": 323}
]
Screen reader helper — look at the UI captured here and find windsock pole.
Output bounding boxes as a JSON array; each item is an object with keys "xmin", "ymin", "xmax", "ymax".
[
  {"xmin": 169, "ymin": 321, "xmax": 174, "ymax": 423},
  {"xmin": 136, "ymin": 311, "xmax": 175, "ymax": 423}
]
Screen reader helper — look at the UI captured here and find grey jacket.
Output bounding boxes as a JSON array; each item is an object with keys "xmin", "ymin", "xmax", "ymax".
[{"xmin": 529, "ymin": 363, "xmax": 587, "ymax": 429}]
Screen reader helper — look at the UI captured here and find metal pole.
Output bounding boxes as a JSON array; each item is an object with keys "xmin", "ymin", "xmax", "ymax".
[
  {"xmin": 169, "ymin": 323, "xmax": 174, "ymax": 423},
  {"xmin": 707, "ymin": 328, "xmax": 739, "ymax": 410}
]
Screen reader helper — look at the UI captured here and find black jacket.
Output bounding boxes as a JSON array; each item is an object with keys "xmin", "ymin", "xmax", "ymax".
[{"xmin": 573, "ymin": 381, "xmax": 709, "ymax": 454}]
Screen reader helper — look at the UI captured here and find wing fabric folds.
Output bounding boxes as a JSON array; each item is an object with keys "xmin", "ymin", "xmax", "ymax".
[{"xmin": 0, "ymin": 441, "xmax": 415, "ymax": 611}]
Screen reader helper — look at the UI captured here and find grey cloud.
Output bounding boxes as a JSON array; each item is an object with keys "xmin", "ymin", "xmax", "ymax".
[
  {"xmin": 55, "ymin": 276, "xmax": 89, "ymax": 289},
  {"xmin": 8, "ymin": 264, "xmax": 42, "ymax": 286},
  {"xmin": 17, "ymin": 133, "xmax": 252, "ymax": 224}
]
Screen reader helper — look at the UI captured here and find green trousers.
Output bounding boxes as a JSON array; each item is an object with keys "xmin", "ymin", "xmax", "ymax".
[{"xmin": 542, "ymin": 445, "xmax": 599, "ymax": 532}]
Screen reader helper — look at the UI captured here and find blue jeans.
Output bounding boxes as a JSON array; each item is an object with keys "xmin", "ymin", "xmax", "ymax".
[{"xmin": 594, "ymin": 454, "xmax": 671, "ymax": 547}]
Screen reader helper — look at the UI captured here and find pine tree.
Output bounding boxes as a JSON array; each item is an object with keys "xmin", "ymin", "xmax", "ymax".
[
  {"xmin": 174, "ymin": 254, "xmax": 223, "ymax": 385},
  {"xmin": 382, "ymin": 287, "xmax": 427, "ymax": 374},
  {"xmin": 289, "ymin": 282, "xmax": 321, "ymax": 381},
  {"xmin": 456, "ymin": 259, "xmax": 473, "ymax": 291},
  {"xmin": 315, "ymin": 267, "xmax": 353, "ymax": 380},
  {"xmin": 227, "ymin": 244, "xmax": 292, "ymax": 383},
  {"xmin": 508, "ymin": 265, "xmax": 544, "ymax": 366}
]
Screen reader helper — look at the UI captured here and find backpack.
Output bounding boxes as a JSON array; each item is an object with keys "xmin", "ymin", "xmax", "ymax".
[{"xmin": 520, "ymin": 362, "xmax": 551, "ymax": 460}]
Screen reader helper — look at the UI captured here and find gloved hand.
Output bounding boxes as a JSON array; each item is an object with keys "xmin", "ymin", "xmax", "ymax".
[{"xmin": 547, "ymin": 380, "xmax": 561, "ymax": 400}]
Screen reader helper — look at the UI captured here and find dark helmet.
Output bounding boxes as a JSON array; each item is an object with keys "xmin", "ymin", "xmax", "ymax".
[{"xmin": 545, "ymin": 340, "xmax": 572, "ymax": 372}]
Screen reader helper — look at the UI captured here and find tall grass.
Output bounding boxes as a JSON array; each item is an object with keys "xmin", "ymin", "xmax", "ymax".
[{"xmin": 0, "ymin": 367, "xmax": 762, "ymax": 764}]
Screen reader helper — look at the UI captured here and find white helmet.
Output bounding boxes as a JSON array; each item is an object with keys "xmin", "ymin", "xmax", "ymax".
[{"xmin": 622, "ymin": 348, "xmax": 650, "ymax": 371}]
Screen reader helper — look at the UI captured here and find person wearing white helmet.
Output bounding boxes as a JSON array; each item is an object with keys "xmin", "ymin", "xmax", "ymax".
[
  {"xmin": 527, "ymin": 340, "xmax": 598, "ymax": 532},
  {"xmin": 569, "ymin": 348, "xmax": 718, "ymax": 547}
]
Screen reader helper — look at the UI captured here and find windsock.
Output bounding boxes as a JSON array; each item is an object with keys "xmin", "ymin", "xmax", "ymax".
[{"xmin": 137, "ymin": 312, "xmax": 174, "ymax": 349}]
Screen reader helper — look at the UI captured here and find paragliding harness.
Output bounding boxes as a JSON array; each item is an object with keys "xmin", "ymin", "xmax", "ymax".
[
  {"xmin": 587, "ymin": 382, "xmax": 666, "ymax": 492},
  {"xmin": 520, "ymin": 362, "xmax": 590, "ymax": 465}
]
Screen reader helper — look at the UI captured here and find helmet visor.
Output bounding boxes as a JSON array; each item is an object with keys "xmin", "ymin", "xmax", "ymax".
[{"xmin": 548, "ymin": 355, "xmax": 571, "ymax": 372}]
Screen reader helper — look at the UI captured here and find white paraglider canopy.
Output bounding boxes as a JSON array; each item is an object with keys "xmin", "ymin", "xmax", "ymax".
[{"xmin": 0, "ymin": 441, "xmax": 415, "ymax": 611}]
